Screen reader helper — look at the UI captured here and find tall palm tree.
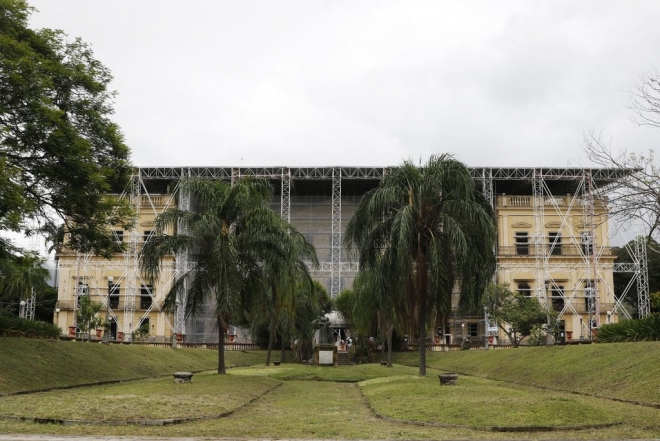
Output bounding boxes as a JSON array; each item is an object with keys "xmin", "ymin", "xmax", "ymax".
[
  {"xmin": 345, "ymin": 154, "xmax": 496, "ymax": 376},
  {"xmin": 253, "ymin": 220, "xmax": 318, "ymax": 366},
  {"xmin": 140, "ymin": 177, "xmax": 292, "ymax": 374}
]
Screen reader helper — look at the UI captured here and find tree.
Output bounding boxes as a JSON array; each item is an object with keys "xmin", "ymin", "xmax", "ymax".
[
  {"xmin": 583, "ymin": 69, "xmax": 660, "ymax": 254},
  {"xmin": 291, "ymin": 279, "xmax": 332, "ymax": 363},
  {"xmin": 482, "ymin": 283, "xmax": 551, "ymax": 347},
  {"xmin": 256, "ymin": 220, "xmax": 317, "ymax": 366},
  {"xmin": 335, "ymin": 265, "xmax": 400, "ymax": 366},
  {"xmin": 1, "ymin": 252, "xmax": 49, "ymax": 316},
  {"xmin": 74, "ymin": 294, "xmax": 102, "ymax": 341},
  {"xmin": 1, "ymin": 0, "xmax": 134, "ymax": 259},
  {"xmin": 612, "ymin": 237, "xmax": 660, "ymax": 315},
  {"xmin": 140, "ymin": 177, "xmax": 304, "ymax": 374},
  {"xmin": 345, "ymin": 154, "xmax": 497, "ymax": 376}
]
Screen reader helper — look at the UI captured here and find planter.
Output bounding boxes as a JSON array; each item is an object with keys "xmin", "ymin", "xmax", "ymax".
[
  {"xmin": 176, "ymin": 333, "xmax": 183, "ymax": 342},
  {"xmin": 117, "ymin": 331, "xmax": 124, "ymax": 341},
  {"xmin": 96, "ymin": 329, "xmax": 102, "ymax": 338},
  {"xmin": 273, "ymin": 360, "xmax": 281, "ymax": 366},
  {"xmin": 439, "ymin": 373, "xmax": 458, "ymax": 385},
  {"xmin": 488, "ymin": 335, "xmax": 494, "ymax": 344},
  {"xmin": 68, "ymin": 326, "xmax": 76, "ymax": 337},
  {"xmin": 566, "ymin": 331, "xmax": 573, "ymax": 341}
]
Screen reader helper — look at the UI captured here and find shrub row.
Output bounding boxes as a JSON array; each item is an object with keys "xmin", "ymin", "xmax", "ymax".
[
  {"xmin": 597, "ymin": 315, "xmax": 660, "ymax": 342},
  {"xmin": 0, "ymin": 316, "xmax": 62, "ymax": 339}
]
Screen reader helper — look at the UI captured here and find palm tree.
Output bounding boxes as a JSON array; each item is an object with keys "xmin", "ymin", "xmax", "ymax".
[
  {"xmin": 3, "ymin": 252, "xmax": 50, "ymax": 318},
  {"xmin": 140, "ymin": 177, "xmax": 294, "ymax": 374},
  {"xmin": 254, "ymin": 220, "xmax": 318, "ymax": 366},
  {"xmin": 345, "ymin": 154, "xmax": 496, "ymax": 376}
]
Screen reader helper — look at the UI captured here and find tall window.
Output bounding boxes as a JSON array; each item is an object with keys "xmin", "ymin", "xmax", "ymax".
[
  {"xmin": 552, "ymin": 285, "xmax": 564, "ymax": 312},
  {"xmin": 113, "ymin": 230, "xmax": 124, "ymax": 243},
  {"xmin": 517, "ymin": 282, "xmax": 531, "ymax": 297},
  {"xmin": 515, "ymin": 232, "xmax": 529, "ymax": 255},
  {"xmin": 143, "ymin": 230, "xmax": 153, "ymax": 243},
  {"xmin": 75, "ymin": 282, "xmax": 89, "ymax": 307},
  {"xmin": 581, "ymin": 232, "xmax": 594, "ymax": 256},
  {"xmin": 469, "ymin": 322, "xmax": 478, "ymax": 337},
  {"xmin": 140, "ymin": 284, "xmax": 153, "ymax": 309},
  {"xmin": 584, "ymin": 281, "xmax": 596, "ymax": 313},
  {"xmin": 109, "ymin": 284, "xmax": 120, "ymax": 309},
  {"xmin": 549, "ymin": 232, "xmax": 562, "ymax": 255}
]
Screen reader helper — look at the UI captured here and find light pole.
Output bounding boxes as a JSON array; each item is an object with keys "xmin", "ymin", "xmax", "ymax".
[
  {"xmin": 544, "ymin": 280, "xmax": 554, "ymax": 346},
  {"xmin": 103, "ymin": 276, "xmax": 113, "ymax": 344}
]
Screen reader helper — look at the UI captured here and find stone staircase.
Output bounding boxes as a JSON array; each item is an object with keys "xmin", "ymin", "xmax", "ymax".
[{"xmin": 337, "ymin": 351, "xmax": 351, "ymax": 366}]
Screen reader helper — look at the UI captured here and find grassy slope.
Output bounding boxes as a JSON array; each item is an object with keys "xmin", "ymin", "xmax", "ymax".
[
  {"xmin": 0, "ymin": 338, "xmax": 265, "ymax": 395},
  {"xmin": 392, "ymin": 342, "xmax": 660, "ymax": 404}
]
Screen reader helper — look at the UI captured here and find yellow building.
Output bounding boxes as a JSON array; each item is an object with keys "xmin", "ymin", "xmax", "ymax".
[{"xmin": 54, "ymin": 166, "xmax": 648, "ymax": 345}]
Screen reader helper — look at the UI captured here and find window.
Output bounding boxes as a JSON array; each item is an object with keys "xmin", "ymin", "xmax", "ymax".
[
  {"xmin": 551, "ymin": 285, "xmax": 564, "ymax": 312},
  {"xmin": 75, "ymin": 282, "xmax": 89, "ymax": 307},
  {"xmin": 113, "ymin": 230, "xmax": 124, "ymax": 243},
  {"xmin": 549, "ymin": 232, "xmax": 562, "ymax": 255},
  {"xmin": 517, "ymin": 282, "xmax": 531, "ymax": 297},
  {"xmin": 109, "ymin": 284, "xmax": 120, "ymax": 309},
  {"xmin": 584, "ymin": 281, "xmax": 596, "ymax": 313},
  {"xmin": 581, "ymin": 232, "xmax": 594, "ymax": 256},
  {"xmin": 140, "ymin": 284, "xmax": 153, "ymax": 309},
  {"xmin": 515, "ymin": 232, "xmax": 529, "ymax": 255},
  {"xmin": 469, "ymin": 322, "xmax": 478, "ymax": 337},
  {"xmin": 143, "ymin": 230, "xmax": 153, "ymax": 243}
]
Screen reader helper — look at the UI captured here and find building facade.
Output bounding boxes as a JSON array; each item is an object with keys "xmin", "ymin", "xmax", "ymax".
[{"xmin": 54, "ymin": 166, "xmax": 649, "ymax": 345}]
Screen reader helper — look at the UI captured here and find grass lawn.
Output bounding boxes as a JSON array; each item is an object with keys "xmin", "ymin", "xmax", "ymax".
[{"xmin": 2, "ymin": 339, "xmax": 660, "ymax": 439}]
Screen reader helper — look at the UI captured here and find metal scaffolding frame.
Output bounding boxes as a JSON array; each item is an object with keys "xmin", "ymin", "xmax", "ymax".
[{"xmin": 58, "ymin": 165, "xmax": 647, "ymax": 342}]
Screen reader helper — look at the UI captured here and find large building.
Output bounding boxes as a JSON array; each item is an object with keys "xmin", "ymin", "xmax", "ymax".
[{"xmin": 54, "ymin": 166, "xmax": 650, "ymax": 345}]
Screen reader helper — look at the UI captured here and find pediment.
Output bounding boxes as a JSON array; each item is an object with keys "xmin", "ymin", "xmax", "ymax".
[{"xmin": 545, "ymin": 222, "xmax": 562, "ymax": 228}]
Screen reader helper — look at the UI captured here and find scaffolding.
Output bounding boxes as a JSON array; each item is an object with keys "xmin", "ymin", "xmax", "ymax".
[{"xmin": 56, "ymin": 165, "xmax": 648, "ymax": 343}]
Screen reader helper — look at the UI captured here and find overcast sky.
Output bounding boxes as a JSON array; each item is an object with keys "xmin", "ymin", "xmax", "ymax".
[{"xmin": 25, "ymin": 0, "xmax": 660, "ymax": 169}]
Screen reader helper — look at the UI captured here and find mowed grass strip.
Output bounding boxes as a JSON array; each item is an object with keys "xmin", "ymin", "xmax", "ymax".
[
  {"xmin": 230, "ymin": 363, "xmax": 419, "ymax": 382},
  {"xmin": 359, "ymin": 374, "xmax": 620, "ymax": 428},
  {"xmin": 392, "ymin": 342, "xmax": 660, "ymax": 405},
  {"xmin": 0, "ymin": 371, "xmax": 280, "ymax": 422},
  {"xmin": 0, "ymin": 337, "xmax": 266, "ymax": 395}
]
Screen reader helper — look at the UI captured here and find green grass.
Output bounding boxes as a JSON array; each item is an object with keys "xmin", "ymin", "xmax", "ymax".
[
  {"xmin": 0, "ymin": 371, "xmax": 279, "ymax": 421},
  {"xmin": 360, "ymin": 374, "xmax": 619, "ymax": 428},
  {"xmin": 0, "ymin": 337, "xmax": 265, "ymax": 395},
  {"xmin": 2, "ymin": 338, "xmax": 660, "ymax": 439},
  {"xmin": 392, "ymin": 342, "xmax": 660, "ymax": 405}
]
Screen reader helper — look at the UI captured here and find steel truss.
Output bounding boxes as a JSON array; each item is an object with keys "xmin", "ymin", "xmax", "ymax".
[{"xmin": 64, "ymin": 165, "xmax": 646, "ymax": 341}]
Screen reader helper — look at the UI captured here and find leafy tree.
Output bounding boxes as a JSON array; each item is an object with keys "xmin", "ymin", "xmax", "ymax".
[
  {"xmin": 582, "ymin": 69, "xmax": 660, "ymax": 254},
  {"xmin": 75, "ymin": 294, "xmax": 102, "ymax": 341},
  {"xmin": 612, "ymin": 237, "xmax": 660, "ymax": 315},
  {"xmin": 140, "ymin": 177, "xmax": 306, "ymax": 374},
  {"xmin": 345, "ymin": 154, "xmax": 496, "ymax": 376},
  {"xmin": 254, "ymin": 221, "xmax": 317, "ymax": 366},
  {"xmin": 335, "ymin": 266, "xmax": 400, "ymax": 366},
  {"xmin": 1, "ymin": 0, "xmax": 134, "ymax": 258},
  {"xmin": 0, "ymin": 252, "xmax": 49, "ymax": 316},
  {"xmin": 482, "ymin": 283, "xmax": 552, "ymax": 347},
  {"xmin": 292, "ymin": 279, "xmax": 331, "ymax": 363}
]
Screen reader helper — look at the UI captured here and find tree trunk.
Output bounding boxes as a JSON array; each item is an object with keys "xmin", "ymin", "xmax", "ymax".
[
  {"xmin": 418, "ymin": 302, "xmax": 426, "ymax": 376},
  {"xmin": 266, "ymin": 317, "xmax": 276, "ymax": 366},
  {"xmin": 280, "ymin": 331, "xmax": 287, "ymax": 363},
  {"xmin": 379, "ymin": 316, "xmax": 386, "ymax": 364},
  {"xmin": 386, "ymin": 323, "xmax": 394, "ymax": 367},
  {"xmin": 217, "ymin": 315, "xmax": 226, "ymax": 374}
]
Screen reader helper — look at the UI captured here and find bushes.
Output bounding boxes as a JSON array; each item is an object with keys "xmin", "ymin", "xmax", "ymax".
[
  {"xmin": 597, "ymin": 316, "xmax": 660, "ymax": 342},
  {"xmin": 0, "ymin": 316, "xmax": 61, "ymax": 339}
]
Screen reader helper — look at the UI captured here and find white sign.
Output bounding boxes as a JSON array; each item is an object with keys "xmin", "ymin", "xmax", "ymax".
[
  {"xmin": 488, "ymin": 326, "xmax": 499, "ymax": 332},
  {"xmin": 319, "ymin": 350, "xmax": 334, "ymax": 365}
]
